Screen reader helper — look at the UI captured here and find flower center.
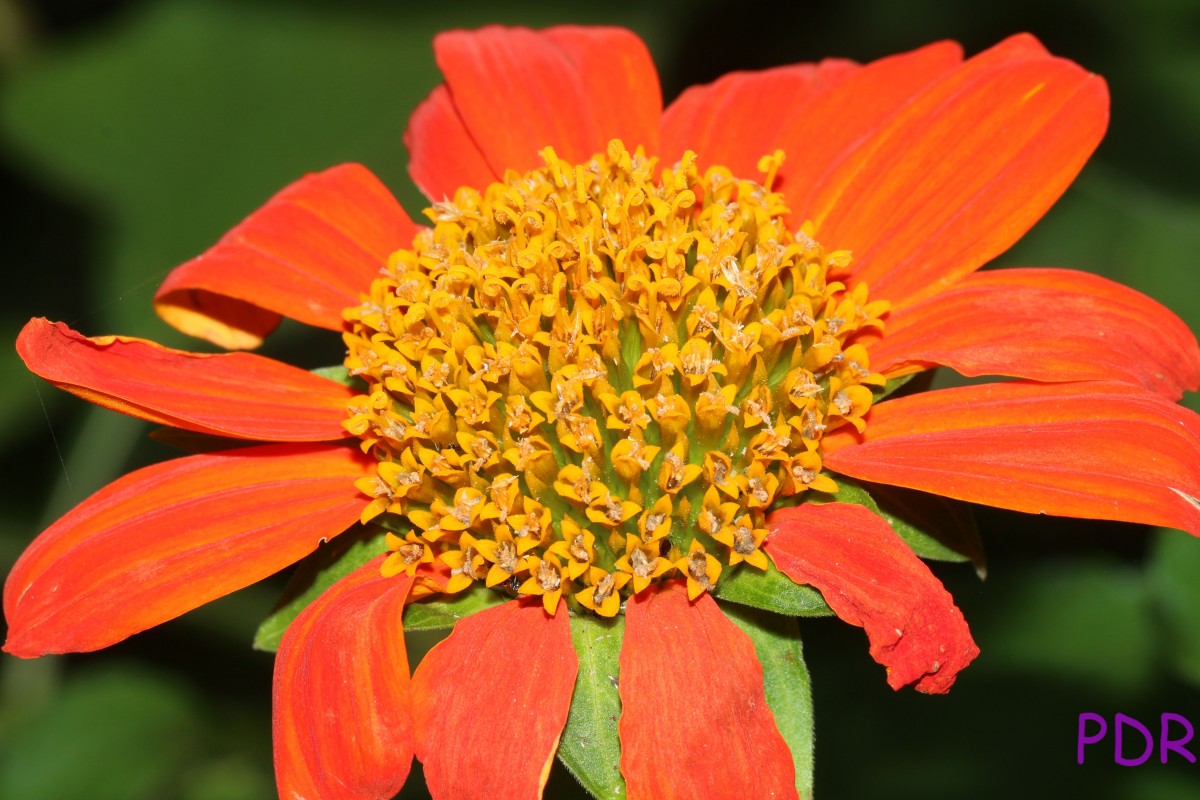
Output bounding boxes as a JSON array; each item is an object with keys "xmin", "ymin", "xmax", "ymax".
[{"xmin": 343, "ymin": 140, "xmax": 887, "ymax": 615}]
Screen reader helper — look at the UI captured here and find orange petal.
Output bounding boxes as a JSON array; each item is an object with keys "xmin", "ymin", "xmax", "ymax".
[
  {"xmin": 809, "ymin": 34, "xmax": 1108, "ymax": 310},
  {"xmin": 540, "ymin": 26, "xmax": 661, "ymax": 154},
  {"xmin": 867, "ymin": 267, "xmax": 1200, "ymax": 400},
  {"xmin": 764, "ymin": 503, "xmax": 978, "ymax": 693},
  {"xmin": 430, "ymin": 26, "xmax": 661, "ymax": 177},
  {"xmin": 274, "ymin": 556, "xmax": 414, "ymax": 800},
  {"xmin": 3, "ymin": 443, "xmax": 372, "ymax": 657},
  {"xmin": 619, "ymin": 581, "xmax": 797, "ymax": 799},
  {"xmin": 661, "ymin": 59, "xmax": 857, "ymax": 178},
  {"xmin": 410, "ymin": 598, "xmax": 577, "ymax": 800},
  {"xmin": 823, "ymin": 381, "xmax": 1200, "ymax": 534},
  {"xmin": 17, "ymin": 318, "xmax": 355, "ymax": 441},
  {"xmin": 406, "ymin": 84, "xmax": 500, "ymax": 201},
  {"xmin": 775, "ymin": 40, "xmax": 963, "ymax": 219},
  {"xmin": 155, "ymin": 164, "xmax": 419, "ymax": 349}
]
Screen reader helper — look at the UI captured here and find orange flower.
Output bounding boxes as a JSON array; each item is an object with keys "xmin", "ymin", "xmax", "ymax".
[{"xmin": 7, "ymin": 25, "xmax": 1200, "ymax": 800}]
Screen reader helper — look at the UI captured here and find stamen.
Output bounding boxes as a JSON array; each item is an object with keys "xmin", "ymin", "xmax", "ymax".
[
  {"xmin": 536, "ymin": 560, "xmax": 562, "ymax": 592},
  {"xmin": 592, "ymin": 573, "xmax": 617, "ymax": 605},
  {"xmin": 496, "ymin": 540, "xmax": 519, "ymax": 575},
  {"xmin": 733, "ymin": 523, "xmax": 756, "ymax": 556},
  {"xmin": 630, "ymin": 548, "xmax": 657, "ymax": 579}
]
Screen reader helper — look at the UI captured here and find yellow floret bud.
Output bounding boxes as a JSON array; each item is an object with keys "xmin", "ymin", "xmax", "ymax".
[{"xmin": 342, "ymin": 140, "xmax": 882, "ymax": 616}]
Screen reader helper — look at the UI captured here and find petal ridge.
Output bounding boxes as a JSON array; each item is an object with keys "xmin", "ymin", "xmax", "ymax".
[
  {"xmin": 823, "ymin": 381, "xmax": 1200, "ymax": 534},
  {"xmin": 155, "ymin": 164, "xmax": 418, "ymax": 349},
  {"xmin": 661, "ymin": 59, "xmax": 858, "ymax": 179},
  {"xmin": 619, "ymin": 581, "xmax": 798, "ymax": 799},
  {"xmin": 18, "ymin": 318, "xmax": 355, "ymax": 441},
  {"xmin": 810, "ymin": 36, "xmax": 1109, "ymax": 310},
  {"xmin": 775, "ymin": 40, "xmax": 963, "ymax": 219},
  {"xmin": 433, "ymin": 26, "xmax": 662, "ymax": 177},
  {"xmin": 411, "ymin": 597, "xmax": 577, "ymax": 800},
  {"xmin": 4, "ymin": 443, "xmax": 372, "ymax": 656},
  {"xmin": 274, "ymin": 557, "xmax": 415, "ymax": 800},
  {"xmin": 867, "ymin": 267, "xmax": 1200, "ymax": 398},
  {"xmin": 405, "ymin": 84, "xmax": 499, "ymax": 201}
]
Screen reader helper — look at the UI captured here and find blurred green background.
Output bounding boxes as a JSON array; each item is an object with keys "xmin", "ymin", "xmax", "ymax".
[{"xmin": 2, "ymin": 0, "xmax": 1200, "ymax": 797}]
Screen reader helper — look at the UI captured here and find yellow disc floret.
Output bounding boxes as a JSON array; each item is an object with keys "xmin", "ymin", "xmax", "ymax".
[{"xmin": 343, "ymin": 140, "xmax": 887, "ymax": 615}]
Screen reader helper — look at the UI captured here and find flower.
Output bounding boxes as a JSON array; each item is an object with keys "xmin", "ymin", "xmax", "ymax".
[{"xmin": 7, "ymin": 23, "xmax": 1200, "ymax": 800}]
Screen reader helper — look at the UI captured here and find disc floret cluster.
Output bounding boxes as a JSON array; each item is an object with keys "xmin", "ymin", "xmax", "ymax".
[{"xmin": 343, "ymin": 140, "xmax": 887, "ymax": 615}]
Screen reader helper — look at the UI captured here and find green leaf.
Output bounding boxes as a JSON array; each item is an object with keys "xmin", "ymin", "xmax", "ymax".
[
  {"xmin": 810, "ymin": 475, "xmax": 874, "ymax": 511},
  {"xmin": 825, "ymin": 479, "xmax": 984, "ymax": 573},
  {"xmin": 253, "ymin": 527, "xmax": 385, "ymax": 652},
  {"xmin": 880, "ymin": 506, "xmax": 973, "ymax": 563},
  {"xmin": 714, "ymin": 560, "xmax": 833, "ymax": 617},
  {"xmin": 310, "ymin": 364, "xmax": 364, "ymax": 391},
  {"xmin": 557, "ymin": 615, "xmax": 626, "ymax": 800},
  {"xmin": 873, "ymin": 371, "xmax": 918, "ymax": 401},
  {"xmin": 724, "ymin": 604, "xmax": 815, "ymax": 800},
  {"xmin": 866, "ymin": 482, "xmax": 986, "ymax": 576},
  {"xmin": 402, "ymin": 584, "xmax": 508, "ymax": 632},
  {"xmin": 873, "ymin": 371, "xmax": 936, "ymax": 402}
]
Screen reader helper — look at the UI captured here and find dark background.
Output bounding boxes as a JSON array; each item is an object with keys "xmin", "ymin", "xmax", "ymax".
[{"xmin": 2, "ymin": 0, "xmax": 1199, "ymax": 797}]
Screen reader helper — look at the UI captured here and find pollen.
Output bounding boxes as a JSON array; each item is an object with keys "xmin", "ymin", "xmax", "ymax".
[{"xmin": 342, "ymin": 140, "xmax": 886, "ymax": 615}]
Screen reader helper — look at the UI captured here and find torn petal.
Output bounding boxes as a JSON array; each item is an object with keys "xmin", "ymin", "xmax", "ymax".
[{"xmin": 765, "ymin": 503, "xmax": 978, "ymax": 693}]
